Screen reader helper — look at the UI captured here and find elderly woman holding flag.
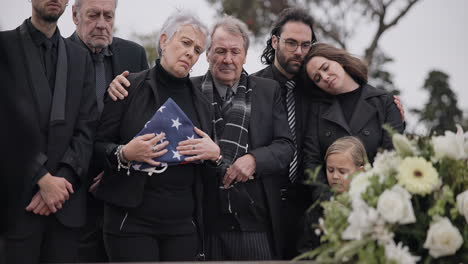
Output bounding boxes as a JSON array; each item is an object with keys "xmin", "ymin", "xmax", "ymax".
[{"xmin": 93, "ymin": 11, "xmax": 220, "ymax": 262}]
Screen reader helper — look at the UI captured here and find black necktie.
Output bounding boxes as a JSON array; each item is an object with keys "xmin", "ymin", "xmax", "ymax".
[
  {"xmin": 92, "ymin": 53, "xmax": 106, "ymax": 112},
  {"xmin": 42, "ymin": 40, "xmax": 54, "ymax": 92},
  {"xmin": 285, "ymin": 80, "xmax": 298, "ymax": 183}
]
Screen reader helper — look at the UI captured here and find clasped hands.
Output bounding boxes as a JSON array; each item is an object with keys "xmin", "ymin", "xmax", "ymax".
[{"xmin": 26, "ymin": 173, "xmax": 74, "ymax": 216}]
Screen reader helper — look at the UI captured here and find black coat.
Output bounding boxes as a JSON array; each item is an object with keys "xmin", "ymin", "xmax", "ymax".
[
  {"xmin": 68, "ymin": 32, "xmax": 149, "ymax": 186},
  {"xmin": 253, "ymin": 65, "xmax": 327, "ymax": 259},
  {"xmin": 191, "ymin": 74, "xmax": 295, "ymax": 258},
  {"xmin": 253, "ymin": 65, "xmax": 311, "ymax": 183},
  {"xmin": 94, "ymin": 67, "xmax": 213, "ymax": 257},
  {"xmin": 303, "ymin": 84, "xmax": 405, "ymax": 181},
  {"xmin": 1, "ymin": 20, "xmax": 99, "ymax": 233}
]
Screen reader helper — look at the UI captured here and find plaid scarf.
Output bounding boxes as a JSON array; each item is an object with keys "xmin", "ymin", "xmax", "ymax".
[{"xmin": 201, "ymin": 70, "xmax": 252, "ymax": 171}]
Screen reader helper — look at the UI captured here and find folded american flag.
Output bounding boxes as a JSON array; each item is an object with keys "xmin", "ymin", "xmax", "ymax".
[{"xmin": 132, "ymin": 98, "xmax": 200, "ymax": 174}]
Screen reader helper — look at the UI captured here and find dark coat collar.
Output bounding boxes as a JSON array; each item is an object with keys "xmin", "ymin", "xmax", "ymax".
[
  {"xmin": 322, "ymin": 84, "xmax": 386, "ymax": 134},
  {"xmin": 19, "ymin": 19, "xmax": 67, "ymax": 123}
]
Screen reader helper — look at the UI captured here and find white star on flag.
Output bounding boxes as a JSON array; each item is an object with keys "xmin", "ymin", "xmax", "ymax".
[
  {"xmin": 187, "ymin": 135, "xmax": 195, "ymax": 140},
  {"xmin": 172, "ymin": 150, "xmax": 182, "ymax": 160},
  {"xmin": 171, "ymin": 117, "xmax": 182, "ymax": 130},
  {"xmin": 158, "ymin": 106, "xmax": 166, "ymax": 113}
]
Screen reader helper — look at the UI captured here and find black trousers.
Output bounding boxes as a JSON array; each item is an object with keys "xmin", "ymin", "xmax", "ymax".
[
  {"xmin": 104, "ymin": 232, "xmax": 198, "ymax": 262},
  {"xmin": 206, "ymin": 231, "xmax": 273, "ymax": 260},
  {"xmin": 6, "ymin": 215, "xmax": 79, "ymax": 264},
  {"xmin": 78, "ymin": 196, "xmax": 108, "ymax": 262},
  {"xmin": 279, "ymin": 184, "xmax": 312, "ymax": 259}
]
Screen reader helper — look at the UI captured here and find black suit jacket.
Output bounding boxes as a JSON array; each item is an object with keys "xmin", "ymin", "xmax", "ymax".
[
  {"xmin": 68, "ymin": 32, "xmax": 149, "ymax": 185},
  {"xmin": 303, "ymin": 84, "xmax": 405, "ymax": 182},
  {"xmin": 253, "ymin": 66, "xmax": 310, "ymax": 183},
  {"xmin": 191, "ymin": 74, "xmax": 295, "ymax": 258},
  {"xmin": 1, "ymin": 20, "xmax": 99, "ymax": 233}
]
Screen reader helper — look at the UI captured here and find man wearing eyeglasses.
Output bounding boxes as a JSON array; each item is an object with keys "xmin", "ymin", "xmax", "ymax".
[{"xmin": 253, "ymin": 7, "xmax": 320, "ymax": 259}]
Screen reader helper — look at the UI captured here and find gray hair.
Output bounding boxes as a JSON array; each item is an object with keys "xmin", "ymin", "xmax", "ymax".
[
  {"xmin": 208, "ymin": 15, "xmax": 251, "ymax": 53},
  {"xmin": 157, "ymin": 10, "xmax": 210, "ymax": 56},
  {"xmin": 74, "ymin": 0, "xmax": 118, "ymax": 9}
]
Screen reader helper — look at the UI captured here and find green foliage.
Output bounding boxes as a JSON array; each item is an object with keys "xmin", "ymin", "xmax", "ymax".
[
  {"xmin": 130, "ymin": 31, "xmax": 159, "ymax": 67},
  {"xmin": 437, "ymin": 158, "xmax": 468, "ymax": 195},
  {"xmin": 412, "ymin": 70, "xmax": 465, "ymax": 134}
]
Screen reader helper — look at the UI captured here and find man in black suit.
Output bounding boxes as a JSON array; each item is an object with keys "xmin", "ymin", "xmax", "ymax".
[
  {"xmin": 190, "ymin": 16, "xmax": 294, "ymax": 260},
  {"xmin": 0, "ymin": 0, "xmax": 98, "ymax": 263},
  {"xmin": 68, "ymin": 0, "xmax": 148, "ymax": 261},
  {"xmin": 252, "ymin": 8, "xmax": 319, "ymax": 259}
]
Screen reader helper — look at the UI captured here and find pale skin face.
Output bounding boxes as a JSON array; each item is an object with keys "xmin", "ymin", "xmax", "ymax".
[
  {"xmin": 159, "ymin": 24, "xmax": 206, "ymax": 78},
  {"xmin": 306, "ymin": 56, "xmax": 359, "ymax": 95},
  {"xmin": 272, "ymin": 21, "xmax": 312, "ymax": 79},
  {"xmin": 207, "ymin": 27, "xmax": 247, "ymax": 87},
  {"xmin": 72, "ymin": 0, "xmax": 116, "ymax": 53},
  {"xmin": 31, "ymin": 0, "xmax": 69, "ymax": 37},
  {"xmin": 326, "ymin": 151, "xmax": 362, "ymax": 193}
]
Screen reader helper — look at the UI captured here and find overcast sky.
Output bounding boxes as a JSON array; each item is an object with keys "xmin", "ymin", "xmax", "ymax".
[{"xmin": 1, "ymin": 0, "xmax": 467, "ymax": 133}]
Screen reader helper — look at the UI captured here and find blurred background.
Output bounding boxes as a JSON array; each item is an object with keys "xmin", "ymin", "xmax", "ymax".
[{"xmin": 1, "ymin": 0, "xmax": 467, "ymax": 135}]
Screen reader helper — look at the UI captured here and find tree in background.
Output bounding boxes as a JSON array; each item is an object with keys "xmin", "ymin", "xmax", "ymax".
[
  {"xmin": 131, "ymin": 31, "xmax": 159, "ymax": 67},
  {"xmin": 206, "ymin": 0, "xmax": 422, "ymax": 94},
  {"xmin": 412, "ymin": 70, "xmax": 464, "ymax": 134}
]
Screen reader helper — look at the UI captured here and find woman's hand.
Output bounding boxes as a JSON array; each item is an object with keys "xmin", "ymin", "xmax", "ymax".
[
  {"xmin": 122, "ymin": 133, "xmax": 169, "ymax": 166},
  {"xmin": 177, "ymin": 127, "xmax": 220, "ymax": 162}
]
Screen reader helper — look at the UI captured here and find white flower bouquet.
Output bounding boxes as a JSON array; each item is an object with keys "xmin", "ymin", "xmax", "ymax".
[{"xmin": 298, "ymin": 125, "xmax": 468, "ymax": 263}]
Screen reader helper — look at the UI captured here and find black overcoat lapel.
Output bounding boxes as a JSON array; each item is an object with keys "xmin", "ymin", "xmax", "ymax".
[
  {"xmin": 322, "ymin": 99, "xmax": 352, "ymax": 134},
  {"xmin": 110, "ymin": 41, "xmax": 123, "ymax": 78},
  {"xmin": 349, "ymin": 85, "xmax": 384, "ymax": 134},
  {"xmin": 18, "ymin": 21, "xmax": 52, "ymax": 128},
  {"xmin": 145, "ymin": 67, "xmax": 161, "ymax": 108},
  {"xmin": 247, "ymin": 77, "xmax": 258, "ymax": 147},
  {"xmin": 191, "ymin": 82, "xmax": 212, "ymax": 134}
]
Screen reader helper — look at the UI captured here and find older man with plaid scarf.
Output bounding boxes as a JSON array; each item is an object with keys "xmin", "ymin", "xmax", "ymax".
[{"xmin": 190, "ymin": 16, "xmax": 294, "ymax": 260}]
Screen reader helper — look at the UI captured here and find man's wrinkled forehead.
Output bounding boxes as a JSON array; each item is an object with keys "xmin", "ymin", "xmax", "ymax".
[{"xmin": 210, "ymin": 27, "xmax": 247, "ymax": 52}]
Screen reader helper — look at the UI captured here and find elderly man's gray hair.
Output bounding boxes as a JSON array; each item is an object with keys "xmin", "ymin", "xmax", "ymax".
[
  {"xmin": 157, "ymin": 10, "xmax": 210, "ymax": 56},
  {"xmin": 74, "ymin": 0, "xmax": 118, "ymax": 8},
  {"xmin": 209, "ymin": 15, "xmax": 251, "ymax": 53}
]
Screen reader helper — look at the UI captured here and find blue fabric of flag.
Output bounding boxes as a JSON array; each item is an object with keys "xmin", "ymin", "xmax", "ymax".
[{"xmin": 132, "ymin": 98, "xmax": 200, "ymax": 172}]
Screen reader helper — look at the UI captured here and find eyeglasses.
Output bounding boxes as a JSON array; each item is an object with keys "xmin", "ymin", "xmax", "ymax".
[{"xmin": 276, "ymin": 36, "xmax": 312, "ymax": 52}]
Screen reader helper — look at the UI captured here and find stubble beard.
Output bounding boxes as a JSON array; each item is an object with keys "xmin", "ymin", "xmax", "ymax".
[
  {"xmin": 276, "ymin": 46, "xmax": 303, "ymax": 76},
  {"xmin": 33, "ymin": 5, "xmax": 64, "ymax": 23}
]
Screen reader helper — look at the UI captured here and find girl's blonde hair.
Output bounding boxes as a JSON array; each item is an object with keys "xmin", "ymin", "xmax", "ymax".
[{"xmin": 324, "ymin": 136, "xmax": 367, "ymax": 167}]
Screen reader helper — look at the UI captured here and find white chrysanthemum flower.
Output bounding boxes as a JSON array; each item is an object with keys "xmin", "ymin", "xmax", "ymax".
[
  {"xmin": 385, "ymin": 240, "xmax": 421, "ymax": 264},
  {"xmin": 456, "ymin": 190, "xmax": 468, "ymax": 224},
  {"xmin": 397, "ymin": 157, "xmax": 439, "ymax": 195},
  {"xmin": 423, "ymin": 216, "xmax": 464, "ymax": 258},
  {"xmin": 348, "ymin": 171, "xmax": 374, "ymax": 199},
  {"xmin": 377, "ymin": 185, "xmax": 416, "ymax": 224},
  {"xmin": 372, "ymin": 218, "xmax": 394, "ymax": 246},
  {"xmin": 373, "ymin": 150, "xmax": 402, "ymax": 177},
  {"xmin": 432, "ymin": 124, "xmax": 467, "ymax": 160},
  {"xmin": 342, "ymin": 197, "xmax": 379, "ymax": 240}
]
